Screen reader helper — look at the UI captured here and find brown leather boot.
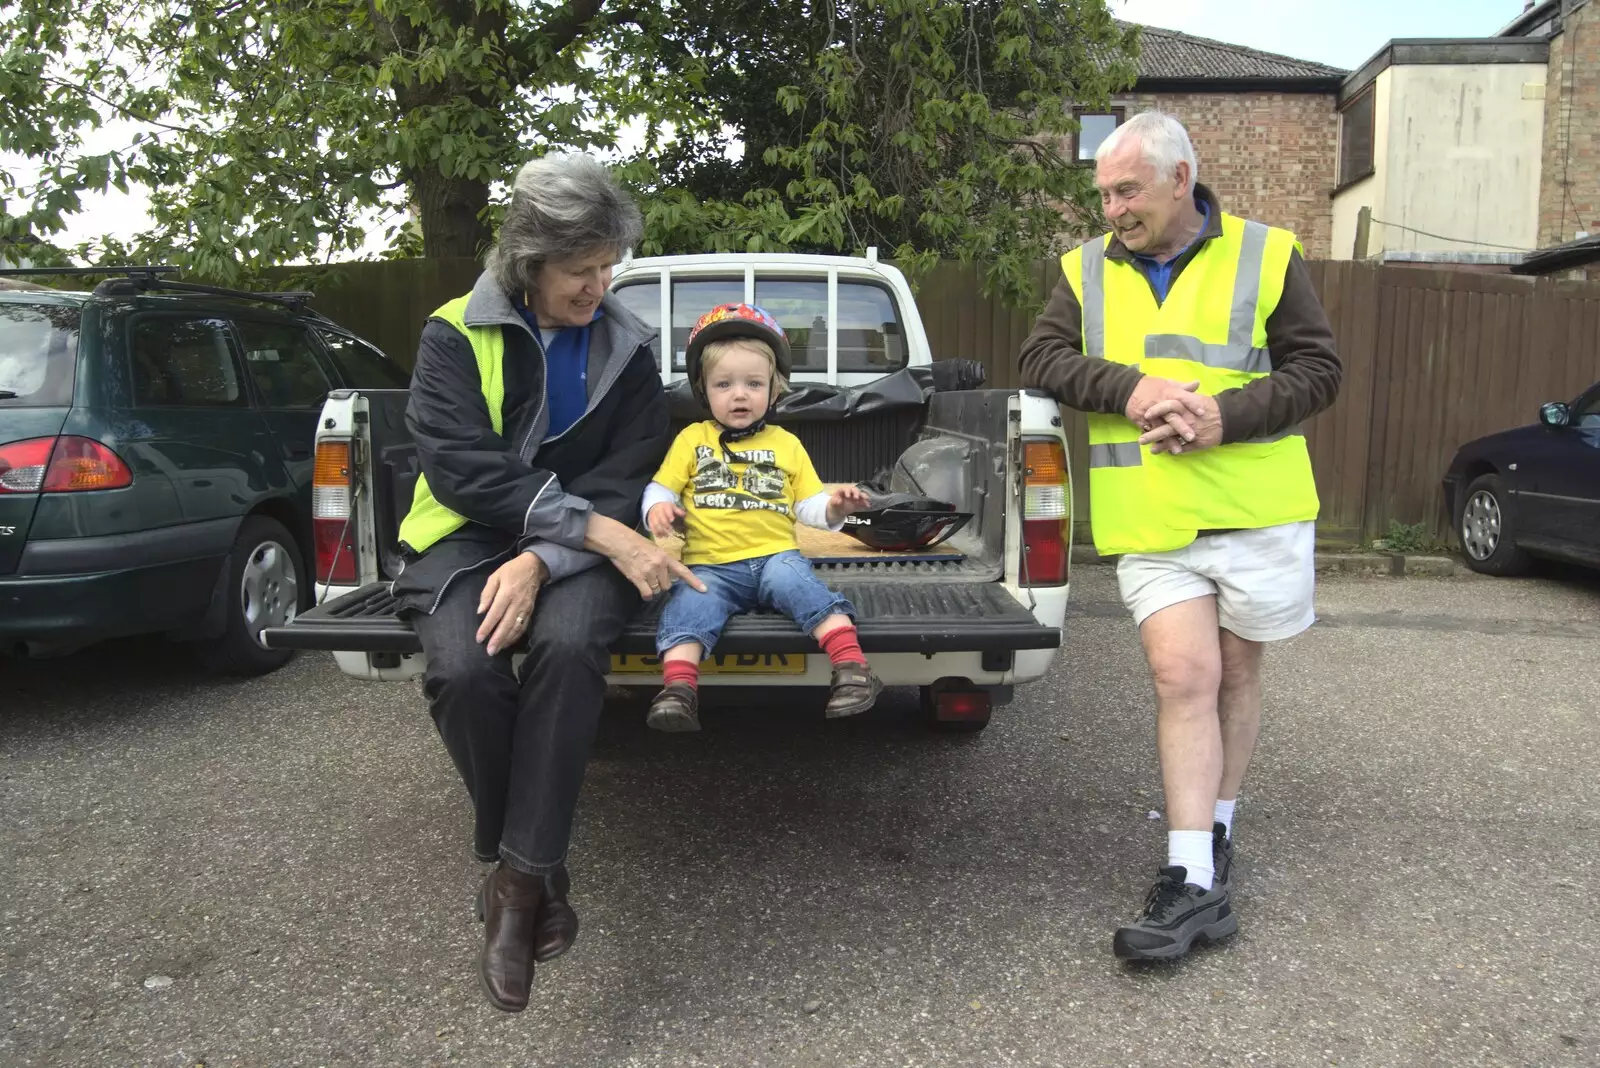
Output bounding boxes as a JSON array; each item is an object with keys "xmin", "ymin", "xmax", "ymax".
[
  {"xmin": 475, "ymin": 862, "xmax": 544, "ymax": 1012},
  {"xmin": 533, "ymin": 864, "xmax": 579, "ymax": 963},
  {"xmin": 825, "ymin": 661, "xmax": 882, "ymax": 718}
]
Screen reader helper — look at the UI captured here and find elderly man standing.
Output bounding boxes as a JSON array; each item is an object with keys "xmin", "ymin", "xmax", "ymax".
[{"xmin": 1019, "ymin": 111, "xmax": 1341, "ymax": 961}]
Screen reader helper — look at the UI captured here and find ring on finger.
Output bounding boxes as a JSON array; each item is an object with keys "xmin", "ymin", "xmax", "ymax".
[{"xmin": 514, "ymin": 615, "xmax": 526, "ymax": 626}]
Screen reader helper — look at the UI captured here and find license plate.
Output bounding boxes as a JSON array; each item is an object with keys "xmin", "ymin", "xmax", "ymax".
[{"xmin": 609, "ymin": 653, "xmax": 806, "ymax": 675}]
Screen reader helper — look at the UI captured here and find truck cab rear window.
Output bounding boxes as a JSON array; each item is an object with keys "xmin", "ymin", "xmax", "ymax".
[
  {"xmin": 0, "ymin": 302, "xmax": 79, "ymax": 407},
  {"xmin": 616, "ymin": 274, "xmax": 908, "ymax": 375}
]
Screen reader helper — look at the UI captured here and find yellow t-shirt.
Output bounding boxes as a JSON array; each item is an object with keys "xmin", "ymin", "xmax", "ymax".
[{"xmin": 651, "ymin": 421, "xmax": 825, "ymax": 566}]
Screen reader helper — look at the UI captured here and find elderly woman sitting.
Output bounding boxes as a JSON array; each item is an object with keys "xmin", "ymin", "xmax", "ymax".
[{"xmin": 391, "ymin": 152, "xmax": 702, "ymax": 1012}]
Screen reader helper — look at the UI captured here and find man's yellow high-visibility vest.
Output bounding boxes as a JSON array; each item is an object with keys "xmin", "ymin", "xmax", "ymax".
[
  {"xmin": 1060, "ymin": 213, "xmax": 1320, "ymax": 556},
  {"xmin": 397, "ymin": 294, "xmax": 505, "ymax": 554}
]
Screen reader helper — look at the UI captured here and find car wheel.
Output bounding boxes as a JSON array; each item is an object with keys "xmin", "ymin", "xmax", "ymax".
[
  {"xmin": 197, "ymin": 516, "xmax": 305, "ymax": 675},
  {"xmin": 1458, "ymin": 474, "xmax": 1532, "ymax": 576}
]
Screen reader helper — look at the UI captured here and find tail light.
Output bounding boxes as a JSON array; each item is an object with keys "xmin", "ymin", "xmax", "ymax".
[
  {"xmin": 312, "ymin": 439, "xmax": 358, "ymax": 585},
  {"xmin": 932, "ymin": 688, "xmax": 991, "ymax": 721},
  {"xmin": 1020, "ymin": 437, "xmax": 1070, "ymax": 586},
  {"xmin": 0, "ymin": 436, "xmax": 133, "ymax": 494}
]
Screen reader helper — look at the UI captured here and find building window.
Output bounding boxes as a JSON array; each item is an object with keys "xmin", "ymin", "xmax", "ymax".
[
  {"xmin": 1072, "ymin": 108, "xmax": 1125, "ymax": 163},
  {"xmin": 1338, "ymin": 88, "xmax": 1376, "ymax": 188}
]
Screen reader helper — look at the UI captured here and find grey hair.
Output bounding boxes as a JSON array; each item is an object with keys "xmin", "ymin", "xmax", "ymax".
[
  {"xmin": 485, "ymin": 152, "xmax": 644, "ymax": 296},
  {"xmin": 1095, "ymin": 110, "xmax": 1199, "ymax": 185}
]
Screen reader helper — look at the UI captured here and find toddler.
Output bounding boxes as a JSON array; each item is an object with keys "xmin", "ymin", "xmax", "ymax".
[{"xmin": 642, "ymin": 303, "xmax": 882, "ymax": 731}]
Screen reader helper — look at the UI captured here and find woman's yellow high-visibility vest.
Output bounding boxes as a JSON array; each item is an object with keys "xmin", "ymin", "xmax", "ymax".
[
  {"xmin": 1060, "ymin": 213, "xmax": 1320, "ymax": 556},
  {"xmin": 397, "ymin": 294, "xmax": 505, "ymax": 554}
]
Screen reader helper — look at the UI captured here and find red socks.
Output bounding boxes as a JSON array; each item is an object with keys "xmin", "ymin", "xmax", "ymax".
[
  {"xmin": 663, "ymin": 628, "xmax": 861, "ymax": 684},
  {"xmin": 819, "ymin": 625, "xmax": 865, "ymax": 666},
  {"xmin": 663, "ymin": 659, "xmax": 699, "ymax": 689}
]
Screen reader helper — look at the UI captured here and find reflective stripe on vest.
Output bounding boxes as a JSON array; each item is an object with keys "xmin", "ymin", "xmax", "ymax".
[
  {"xmin": 1062, "ymin": 213, "xmax": 1320, "ymax": 556},
  {"xmin": 396, "ymin": 295, "xmax": 507, "ymax": 555}
]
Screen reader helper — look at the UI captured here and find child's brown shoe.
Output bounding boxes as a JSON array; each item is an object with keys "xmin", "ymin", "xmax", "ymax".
[
  {"xmin": 647, "ymin": 681, "xmax": 700, "ymax": 732},
  {"xmin": 825, "ymin": 661, "xmax": 881, "ymax": 718}
]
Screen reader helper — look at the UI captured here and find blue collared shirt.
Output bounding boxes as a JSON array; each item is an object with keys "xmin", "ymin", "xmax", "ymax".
[
  {"xmin": 1131, "ymin": 200, "xmax": 1212, "ymax": 304},
  {"xmin": 512, "ymin": 296, "xmax": 599, "ymax": 439}
]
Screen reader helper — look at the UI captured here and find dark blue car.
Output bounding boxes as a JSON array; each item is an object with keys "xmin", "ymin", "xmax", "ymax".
[
  {"xmin": 1442, "ymin": 380, "xmax": 1600, "ymax": 575},
  {"xmin": 0, "ymin": 270, "xmax": 409, "ymax": 672}
]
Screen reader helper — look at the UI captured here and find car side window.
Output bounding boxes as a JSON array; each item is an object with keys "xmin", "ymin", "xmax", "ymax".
[
  {"xmin": 128, "ymin": 315, "xmax": 247, "ymax": 407},
  {"xmin": 1573, "ymin": 387, "xmax": 1600, "ymax": 429},
  {"xmin": 316, "ymin": 329, "xmax": 411, "ymax": 389},
  {"xmin": 236, "ymin": 321, "xmax": 333, "ymax": 409}
]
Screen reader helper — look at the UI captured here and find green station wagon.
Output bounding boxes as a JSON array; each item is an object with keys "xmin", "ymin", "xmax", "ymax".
[{"xmin": 0, "ymin": 269, "xmax": 409, "ymax": 673}]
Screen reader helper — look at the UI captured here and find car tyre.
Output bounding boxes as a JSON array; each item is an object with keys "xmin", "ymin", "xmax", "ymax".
[
  {"xmin": 198, "ymin": 516, "xmax": 305, "ymax": 676},
  {"xmin": 1457, "ymin": 474, "xmax": 1533, "ymax": 577}
]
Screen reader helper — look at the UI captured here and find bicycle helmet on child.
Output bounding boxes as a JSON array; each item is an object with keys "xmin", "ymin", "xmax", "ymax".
[
  {"xmin": 840, "ymin": 491, "xmax": 974, "ymax": 551},
  {"xmin": 683, "ymin": 303, "xmax": 793, "ymax": 405}
]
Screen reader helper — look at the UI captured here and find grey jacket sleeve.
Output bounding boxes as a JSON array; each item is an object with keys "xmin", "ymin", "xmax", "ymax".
[{"xmin": 405, "ymin": 320, "xmax": 592, "ymax": 549}]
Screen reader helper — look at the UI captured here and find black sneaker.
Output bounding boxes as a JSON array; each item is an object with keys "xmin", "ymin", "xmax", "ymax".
[
  {"xmin": 1112, "ymin": 865, "xmax": 1237, "ymax": 961},
  {"xmin": 1213, "ymin": 822, "xmax": 1234, "ymax": 892}
]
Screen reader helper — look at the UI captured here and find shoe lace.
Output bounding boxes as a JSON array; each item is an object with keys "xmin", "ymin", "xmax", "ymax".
[{"xmin": 1140, "ymin": 874, "xmax": 1191, "ymax": 921}]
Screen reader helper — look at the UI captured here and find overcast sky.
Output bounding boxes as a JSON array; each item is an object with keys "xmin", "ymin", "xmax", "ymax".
[
  {"xmin": 31, "ymin": 0, "xmax": 1541, "ymax": 254},
  {"xmin": 1113, "ymin": 0, "xmax": 1534, "ymax": 70}
]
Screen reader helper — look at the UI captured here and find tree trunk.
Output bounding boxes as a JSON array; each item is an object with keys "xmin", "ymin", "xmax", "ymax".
[{"xmin": 414, "ymin": 164, "xmax": 491, "ymax": 259}]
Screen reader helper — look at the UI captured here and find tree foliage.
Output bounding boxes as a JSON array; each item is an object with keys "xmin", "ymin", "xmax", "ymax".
[
  {"xmin": 1, "ymin": 0, "xmax": 1136, "ymax": 306},
  {"xmin": 640, "ymin": 0, "xmax": 1138, "ymax": 305}
]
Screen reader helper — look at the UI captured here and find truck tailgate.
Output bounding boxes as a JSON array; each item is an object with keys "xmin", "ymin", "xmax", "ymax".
[{"xmin": 265, "ymin": 580, "xmax": 1059, "ymax": 656}]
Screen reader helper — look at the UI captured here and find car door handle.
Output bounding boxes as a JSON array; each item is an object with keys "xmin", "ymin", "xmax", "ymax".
[{"xmin": 284, "ymin": 443, "xmax": 313, "ymax": 461}]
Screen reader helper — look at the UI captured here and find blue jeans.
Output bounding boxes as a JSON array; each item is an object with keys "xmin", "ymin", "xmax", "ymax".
[{"xmin": 656, "ymin": 549, "xmax": 855, "ymax": 655}]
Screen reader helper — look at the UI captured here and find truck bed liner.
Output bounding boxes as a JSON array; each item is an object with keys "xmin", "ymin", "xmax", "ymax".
[{"xmin": 265, "ymin": 579, "xmax": 1059, "ymax": 657}]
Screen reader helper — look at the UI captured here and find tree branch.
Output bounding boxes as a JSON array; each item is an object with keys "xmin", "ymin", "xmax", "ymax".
[
  {"xmin": 504, "ymin": 0, "xmax": 607, "ymax": 72},
  {"xmin": 38, "ymin": 75, "xmax": 196, "ymax": 136}
]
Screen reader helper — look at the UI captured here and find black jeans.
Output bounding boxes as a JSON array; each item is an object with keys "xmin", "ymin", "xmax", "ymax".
[{"xmin": 409, "ymin": 561, "xmax": 639, "ymax": 874}]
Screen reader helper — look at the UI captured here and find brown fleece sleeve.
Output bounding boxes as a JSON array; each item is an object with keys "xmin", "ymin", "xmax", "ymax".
[
  {"xmin": 1017, "ymin": 277, "xmax": 1144, "ymax": 416},
  {"xmin": 1215, "ymin": 250, "xmax": 1343, "ymax": 444}
]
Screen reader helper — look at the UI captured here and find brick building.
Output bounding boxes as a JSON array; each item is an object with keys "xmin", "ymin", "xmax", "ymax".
[
  {"xmin": 1063, "ymin": 25, "xmax": 1347, "ymax": 257},
  {"xmin": 1513, "ymin": 0, "xmax": 1600, "ymax": 249}
]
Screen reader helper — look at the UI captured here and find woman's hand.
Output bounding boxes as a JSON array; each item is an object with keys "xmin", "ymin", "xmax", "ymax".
[
  {"xmin": 585, "ymin": 513, "xmax": 706, "ymax": 600},
  {"xmin": 476, "ymin": 552, "xmax": 548, "ymax": 655},
  {"xmin": 826, "ymin": 484, "xmax": 872, "ymax": 526},
  {"xmin": 647, "ymin": 501, "xmax": 686, "ymax": 540}
]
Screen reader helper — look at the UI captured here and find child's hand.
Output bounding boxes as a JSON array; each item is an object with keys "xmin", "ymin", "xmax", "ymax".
[
  {"xmin": 826, "ymin": 485, "xmax": 872, "ymax": 525},
  {"xmin": 647, "ymin": 501, "xmax": 686, "ymax": 540}
]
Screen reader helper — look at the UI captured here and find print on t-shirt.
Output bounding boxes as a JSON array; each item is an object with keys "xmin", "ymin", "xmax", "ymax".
[{"xmin": 691, "ymin": 444, "xmax": 791, "ymax": 516}]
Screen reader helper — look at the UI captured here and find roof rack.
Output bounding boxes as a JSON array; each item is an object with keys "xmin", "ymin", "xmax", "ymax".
[
  {"xmin": 0, "ymin": 264, "xmax": 179, "ymax": 279},
  {"xmin": 0, "ymin": 264, "xmax": 323, "ymax": 316}
]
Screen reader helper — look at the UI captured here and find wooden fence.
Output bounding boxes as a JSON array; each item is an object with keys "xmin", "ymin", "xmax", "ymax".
[
  {"xmin": 910, "ymin": 259, "xmax": 1600, "ymax": 546},
  {"xmin": 288, "ymin": 257, "xmax": 1600, "ymax": 547}
]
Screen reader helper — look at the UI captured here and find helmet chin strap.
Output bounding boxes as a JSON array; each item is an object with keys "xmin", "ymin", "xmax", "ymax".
[
  {"xmin": 717, "ymin": 416, "xmax": 767, "ymax": 462},
  {"xmin": 711, "ymin": 382, "xmax": 779, "ymax": 462}
]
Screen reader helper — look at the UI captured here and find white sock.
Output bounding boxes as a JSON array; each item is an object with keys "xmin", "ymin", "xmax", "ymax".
[
  {"xmin": 1167, "ymin": 830, "xmax": 1215, "ymax": 891},
  {"xmin": 1214, "ymin": 798, "xmax": 1237, "ymax": 839}
]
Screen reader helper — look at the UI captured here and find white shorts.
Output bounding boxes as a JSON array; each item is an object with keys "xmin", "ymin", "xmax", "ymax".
[{"xmin": 1115, "ymin": 521, "xmax": 1317, "ymax": 642}]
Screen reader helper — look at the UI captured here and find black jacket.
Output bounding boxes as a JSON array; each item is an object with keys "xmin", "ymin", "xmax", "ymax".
[{"xmin": 391, "ymin": 271, "xmax": 669, "ymax": 615}]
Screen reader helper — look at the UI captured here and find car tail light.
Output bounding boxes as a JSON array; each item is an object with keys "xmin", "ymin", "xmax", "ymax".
[
  {"xmin": 0, "ymin": 436, "xmax": 133, "ymax": 494},
  {"xmin": 933, "ymin": 688, "xmax": 991, "ymax": 721},
  {"xmin": 1021, "ymin": 438, "xmax": 1070, "ymax": 586},
  {"xmin": 312, "ymin": 439, "xmax": 358, "ymax": 585}
]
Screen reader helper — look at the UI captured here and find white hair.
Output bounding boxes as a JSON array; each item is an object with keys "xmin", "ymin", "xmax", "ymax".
[
  {"xmin": 485, "ymin": 151, "xmax": 643, "ymax": 295},
  {"xmin": 1095, "ymin": 110, "xmax": 1199, "ymax": 184}
]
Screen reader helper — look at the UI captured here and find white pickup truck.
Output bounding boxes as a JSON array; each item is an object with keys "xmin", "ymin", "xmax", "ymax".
[{"xmin": 262, "ymin": 252, "xmax": 1072, "ymax": 731}]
